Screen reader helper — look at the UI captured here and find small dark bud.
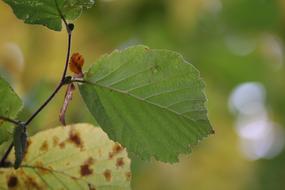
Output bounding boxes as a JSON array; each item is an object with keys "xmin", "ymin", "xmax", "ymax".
[
  {"xmin": 68, "ymin": 23, "xmax": 74, "ymax": 31},
  {"xmin": 19, "ymin": 122, "xmax": 27, "ymax": 132},
  {"xmin": 63, "ymin": 76, "xmax": 72, "ymax": 85}
]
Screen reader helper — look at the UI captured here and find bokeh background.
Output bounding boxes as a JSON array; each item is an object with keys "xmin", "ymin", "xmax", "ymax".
[{"xmin": 1, "ymin": 0, "xmax": 285, "ymax": 189}]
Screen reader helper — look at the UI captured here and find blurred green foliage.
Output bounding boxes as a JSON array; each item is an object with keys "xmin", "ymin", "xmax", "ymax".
[{"xmin": 1, "ymin": 0, "xmax": 285, "ymax": 189}]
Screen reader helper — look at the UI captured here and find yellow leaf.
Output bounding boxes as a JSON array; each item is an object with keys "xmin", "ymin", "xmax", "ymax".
[{"xmin": 0, "ymin": 123, "xmax": 131, "ymax": 190}]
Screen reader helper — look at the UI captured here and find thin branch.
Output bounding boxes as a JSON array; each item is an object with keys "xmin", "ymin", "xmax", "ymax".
[
  {"xmin": 0, "ymin": 5, "xmax": 73, "ymax": 166},
  {"xmin": 24, "ymin": 83, "xmax": 63, "ymax": 126},
  {"xmin": 0, "ymin": 143, "xmax": 14, "ymax": 166},
  {"xmin": 70, "ymin": 79, "xmax": 90, "ymax": 84},
  {"xmin": 0, "ymin": 116, "xmax": 20, "ymax": 126},
  {"xmin": 61, "ymin": 33, "xmax": 72, "ymax": 82},
  {"xmin": 25, "ymin": 32, "xmax": 72, "ymax": 126},
  {"xmin": 0, "ymin": 117, "xmax": 19, "ymax": 166}
]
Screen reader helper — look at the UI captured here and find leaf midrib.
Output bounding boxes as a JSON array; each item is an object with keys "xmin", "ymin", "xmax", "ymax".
[{"xmin": 88, "ymin": 81, "xmax": 206, "ymax": 124}]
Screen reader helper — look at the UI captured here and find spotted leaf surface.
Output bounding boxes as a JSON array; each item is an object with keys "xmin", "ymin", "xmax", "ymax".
[
  {"xmin": 0, "ymin": 123, "xmax": 131, "ymax": 190},
  {"xmin": 3, "ymin": 0, "xmax": 95, "ymax": 31},
  {"xmin": 79, "ymin": 45, "xmax": 214, "ymax": 163},
  {"xmin": 0, "ymin": 76, "xmax": 22, "ymax": 144}
]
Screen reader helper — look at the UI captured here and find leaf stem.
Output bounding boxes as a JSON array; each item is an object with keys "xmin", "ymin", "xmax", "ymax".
[
  {"xmin": 0, "ymin": 116, "xmax": 21, "ymax": 126},
  {"xmin": 25, "ymin": 30, "xmax": 72, "ymax": 126},
  {"xmin": 54, "ymin": 0, "xmax": 72, "ymax": 34},
  {"xmin": 62, "ymin": 33, "xmax": 72, "ymax": 81},
  {"xmin": 70, "ymin": 79, "xmax": 89, "ymax": 84},
  {"xmin": 0, "ymin": 14, "xmax": 73, "ymax": 166},
  {"xmin": 0, "ymin": 143, "xmax": 14, "ymax": 166},
  {"xmin": 24, "ymin": 82, "xmax": 64, "ymax": 126}
]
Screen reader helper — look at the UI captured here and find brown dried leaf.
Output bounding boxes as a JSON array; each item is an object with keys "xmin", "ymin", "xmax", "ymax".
[{"xmin": 69, "ymin": 53, "xmax": 84, "ymax": 77}]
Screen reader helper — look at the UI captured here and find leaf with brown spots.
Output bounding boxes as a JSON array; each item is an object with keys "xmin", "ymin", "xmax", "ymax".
[{"xmin": 0, "ymin": 123, "xmax": 131, "ymax": 190}]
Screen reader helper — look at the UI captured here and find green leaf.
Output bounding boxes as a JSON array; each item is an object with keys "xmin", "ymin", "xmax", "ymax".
[
  {"xmin": 13, "ymin": 125, "xmax": 27, "ymax": 169},
  {"xmin": 0, "ymin": 76, "xmax": 22, "ymax": 144},
  {"xmin": 3, "ymin": 0, "xmax": 95, "ymax": 31},
  {"xmin": 79, "ymin": 45, "xmax": 214, "ymax": 163},
  {"xmin": 0, "ymin": 123, "xmax": 131, "ymax": 189}
]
